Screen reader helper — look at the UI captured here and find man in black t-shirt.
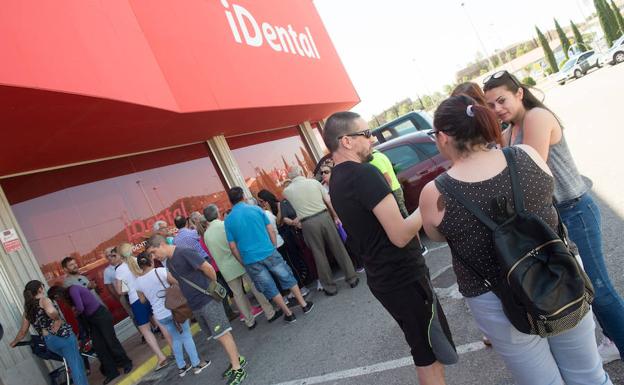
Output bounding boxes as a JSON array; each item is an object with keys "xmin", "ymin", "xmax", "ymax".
[{"xmin": 323, "ymin": 111, "xmax": 457, "ymax": 384}]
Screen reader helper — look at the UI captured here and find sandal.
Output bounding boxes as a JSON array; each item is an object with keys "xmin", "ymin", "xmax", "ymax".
[{"xmin": 155, "ymin": 358, "xmax": 171, "ymax": 372}]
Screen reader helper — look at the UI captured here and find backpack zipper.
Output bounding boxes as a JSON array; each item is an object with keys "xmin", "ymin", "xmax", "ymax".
[
  {"xmin": 506, "ymin": 239, "xmax": 562, "ymax": 284},
  {"xmin": 541, "ymin": 294, "xmax": 586, "ymax": 319}
]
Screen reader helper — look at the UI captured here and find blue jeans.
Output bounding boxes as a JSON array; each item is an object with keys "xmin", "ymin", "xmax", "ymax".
[
  {"xmin": 245, "ymin": 250, "xmax": 297, "ymax": 299},
  {"xmin": 466, "ymin": 291, "xmax": 611, "ymax": 385},
  {"xmin": 557, "ymin": 192, "xmax": 624, "ymax": 353},
  {"xmin": 158, "ymin": 316, "xmax": 200, "ymax": 369},
  {"xmin": 45, "ymin": 333, "xmax": 89, "ymax": 385}
]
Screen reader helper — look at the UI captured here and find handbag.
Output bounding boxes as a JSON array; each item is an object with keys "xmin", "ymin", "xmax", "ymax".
[
  {"xmin": 435, "ymin": 147, "xmax": 593, "ymax": 337},
  {"xmin": 154, "ymin": 269, "xmax": 193, "ymax": 325}
]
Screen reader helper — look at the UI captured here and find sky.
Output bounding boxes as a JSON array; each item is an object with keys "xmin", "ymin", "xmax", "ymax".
[{"xmin": 314, "ymin": 0, "xmax": 595, "ymax": 118}]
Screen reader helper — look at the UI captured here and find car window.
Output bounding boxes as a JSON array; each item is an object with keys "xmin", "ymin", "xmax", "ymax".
[
  {"xmin": 381, "ymin": 145, "xmax": 424, "ymax": 173},
  {"xmin": 579, "ymin": 52, "xmax": 591, "ymax": 60},
  {"xmin": 413, "ymin": 141, "xmax": 439, "ymax": 158},
  {"xmin": 391, "ymin": 119, "xmax": 418, "ymax": 135},
  {"xmin": 381, "ymin": 129, "xmax": 394, "ymax": 140}
]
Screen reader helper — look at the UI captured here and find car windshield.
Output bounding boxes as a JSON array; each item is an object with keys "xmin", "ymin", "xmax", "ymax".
[{"xmin": 561, "ymin": 59, "xmax": 575, "ymax": 71}]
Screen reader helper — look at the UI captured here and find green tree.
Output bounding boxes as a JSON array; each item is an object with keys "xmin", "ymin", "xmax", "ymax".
[
  {"xmin": 554, "ymin": 19, "xmax": 571, "ymax": 59},
  {"xmin": 570, "ymin": 20, "xmax": 588, "ymax": 51},
  {"xmin": 595, "ymin": 0, "xmax": 619, "ymax": 45},
  {"xmin": 536, "ymin": 26, "xmax": 558, "ymax": 73},
  {"xmin": 611, "ymin": 0, "xmax": 624, "ymax": 35}
]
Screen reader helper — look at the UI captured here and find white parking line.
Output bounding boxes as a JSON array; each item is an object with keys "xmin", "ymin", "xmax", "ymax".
[{"xmin": 271, "ymin": 341, "xmax": 486, "ymax": 385}]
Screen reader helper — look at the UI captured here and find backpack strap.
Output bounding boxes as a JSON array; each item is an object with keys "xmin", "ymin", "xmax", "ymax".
[
  {"xmin": 435, "ymin": 175, "xmax": 499, "ymax": 231},
  {"xmin": 501, "ymin": 147, "xmax": 525, "ymax": 213}
]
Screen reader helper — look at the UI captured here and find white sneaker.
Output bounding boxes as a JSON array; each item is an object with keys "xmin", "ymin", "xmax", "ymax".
[
  {"xmin": 598, "ymin": 338, "xmax": 621, "ymax": 364},
  {"xmin": 316, "ymin": 280, "xmax": 324, "ymax": 291},
  {"xmin": 300, "ymin": 286, "xmax": 310, "ymax": 297}
]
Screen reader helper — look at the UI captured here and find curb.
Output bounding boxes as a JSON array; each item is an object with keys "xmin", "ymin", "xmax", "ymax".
[{"xmin": 116, "ymin": 323, "xmax": 202, "ymax": 385}]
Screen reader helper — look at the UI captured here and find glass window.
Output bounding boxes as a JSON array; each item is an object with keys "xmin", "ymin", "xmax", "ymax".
[
  {"xmin": 393, "ymin": 119, "xmax": 417, "ymax": 135},
  {"xmin": 381, "ymin": 145, "xmax": 424, "ymax": 173},
  {"xmin": 230, "ymin": 133, "xmax": 315, "ymax": 198},
  {"xmin": 11, "ymin": 155, "xmax": 227, "ymax": 323},
  {"xmin": 414, "ymin": 141, "xmax": 440, "ymax": 158}
]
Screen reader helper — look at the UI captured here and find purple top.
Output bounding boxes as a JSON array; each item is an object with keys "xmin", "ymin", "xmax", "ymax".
[{"xmin": 68, "ymin": 285, "xmax": 101, "ymax": 316}]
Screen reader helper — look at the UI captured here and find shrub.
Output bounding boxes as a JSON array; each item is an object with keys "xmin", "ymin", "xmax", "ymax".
[{"xmin": 522, "ymin": 76, "xmax": 537, "ymax": 86}]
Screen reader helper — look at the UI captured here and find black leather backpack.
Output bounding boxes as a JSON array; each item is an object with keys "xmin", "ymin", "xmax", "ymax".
[{"xmin": 436, "ymin": 147, "xmax": 594, "ymax": 337}]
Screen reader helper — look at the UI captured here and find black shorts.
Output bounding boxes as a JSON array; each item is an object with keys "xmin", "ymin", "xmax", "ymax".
[{"xmin": 371, "ymin": 275, "xmax": 458, "ymax": 366}]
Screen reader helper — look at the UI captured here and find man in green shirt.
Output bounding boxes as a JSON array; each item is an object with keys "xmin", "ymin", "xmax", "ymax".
[
  {"xmin": 203, "ymin": 204, "xmax": 280, "ymax": 329},
  {"xmin": 369, "ymin": 150, "xmax": 428, "ymax": 255},
  {"xmin": 369, "ymin": 150, "xmax": 408, "ymax": 217}
]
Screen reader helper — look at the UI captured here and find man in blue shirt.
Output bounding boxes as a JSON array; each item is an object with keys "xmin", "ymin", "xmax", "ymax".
[
  {"xmin": 173, "ymin": 216, "xmax": 210, "ymax": 259},
  {"xmin": 224, "ymin": 187, "xmax": 313, "ymax": 323}
]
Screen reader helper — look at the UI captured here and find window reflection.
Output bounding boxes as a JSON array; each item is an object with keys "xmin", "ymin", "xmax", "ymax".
[
  {"xmin": 230, "ymin": 134, "xmax": 316, "ymax": 197},
  {"xmin": 11, "ymin": 156, "xmax": 226, "ymax": 322}
]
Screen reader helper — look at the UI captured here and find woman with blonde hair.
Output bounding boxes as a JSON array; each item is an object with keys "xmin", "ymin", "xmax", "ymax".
[{"xmin": 114, "ymin": 242, "xmax": 172, "ymax": 370}]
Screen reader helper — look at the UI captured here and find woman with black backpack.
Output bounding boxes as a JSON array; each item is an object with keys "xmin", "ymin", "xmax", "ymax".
[
  {"xmin": 419, "ymin": 95, "xmax": 611, "ymax": 385},
  {"xmin": 484, "ymin": 70, "xmax": 624, "ymax": 364}
]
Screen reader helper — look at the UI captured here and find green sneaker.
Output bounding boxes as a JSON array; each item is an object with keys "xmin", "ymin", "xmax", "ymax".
[
  {"xmin": 222, "ymin": 356, "xmax": 247, "ymax": 379},
  {"xmin": 227, "ymin": 368, "xmax": 247, "ymax": 385}
]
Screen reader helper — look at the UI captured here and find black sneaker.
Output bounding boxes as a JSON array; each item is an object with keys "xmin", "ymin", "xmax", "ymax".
[
  {"xmin": 247, "ymin": 321, "xmax": 257, "ymax": 330},
  {"xmin": 267, "ymin": 309, "xmax": 283, "ymax": 323},
  {"xmin": 284, "ymin": 313, "xmax": 297, "ymax": 323},
  {"xmin": 302, "ymin": 301, "xmax": 314, "ymax": 314},
  {"xmin": 227, "ymin": 368, "xmax": 247, "ymax": 385},
  {"xmin": 222, "ymin": 356, "xmax": 247, "ymax": 379},
  {"xmin": 323, "ymin": 289, "xmax": 338, "ymax": 296},
  {"xmin": 178, "ymin": 364, "xmax": 192, "ymax": 378},
  {"xmin": 349, "ymin": 278, "xmax": 360, "ymax": 288},
  {"xmin": 193, "ymin": 360, "xmax": 211, "ymax": 375}
]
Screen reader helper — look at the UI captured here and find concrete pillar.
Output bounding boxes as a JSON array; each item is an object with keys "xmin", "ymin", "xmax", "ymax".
[
  {"xmin": 206, "ymin": 136, "xmax": 252, "ymax": 198},
  {"xmin": 298, "ymin": 121, "xmax": 326, "ymax": 163},
  {"xmin": 0, "ymin": 185, "xmax": 50, "ymax": 385}
]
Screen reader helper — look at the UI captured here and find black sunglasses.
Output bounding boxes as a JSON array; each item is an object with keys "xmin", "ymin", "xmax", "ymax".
[
  {"xmin": 483, "ymin": 70, "xmax": 521, "ymax": 88},
  {"xmin": 426, "ymin": 129, "xmax": 440, "ymax": 140},
  {"xmin": 338, "ymin": 129, "xmax": 372, "ymax": 140},
  {"xmin": 320, "ymin": 170, "xmax": 331, "ymax": 175}
]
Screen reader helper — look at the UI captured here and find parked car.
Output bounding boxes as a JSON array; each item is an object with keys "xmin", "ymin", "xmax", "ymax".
[
  {"xmin": 599, "ymin": 35, "xmax": 624, "ymax": 66},
  {"xmin": 371, "ymin": 111, "xmax": 433, "ymax": 144},
  {"xmin": 555, "ymin": 50, "xmax": 601, "ymax": 85},
  {"xmin": 375, "ymin": 132, "xmax": 450, "ymax": 213}
]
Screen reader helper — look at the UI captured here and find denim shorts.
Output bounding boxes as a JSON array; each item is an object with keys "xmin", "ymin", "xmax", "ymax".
[
  {"xmin": 130, "ymin": 300, "xmax": 153, "ymax": 326},
  {"xmin": 245, "ymin": 250, "xmax": 297, "ymax": 299}
]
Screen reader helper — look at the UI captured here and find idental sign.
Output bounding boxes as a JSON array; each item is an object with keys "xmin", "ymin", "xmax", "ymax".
[{"xmin": 222, "ymin": 0, "xmax": 321, "ymax": 59}]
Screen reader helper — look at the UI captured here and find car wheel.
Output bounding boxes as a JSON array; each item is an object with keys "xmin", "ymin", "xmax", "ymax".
[
  {"xmin": 574, "ymin": 69, "xmax": 583, "ymax": 78},
  {"xmin": 615, "ymin": 52, "xmax": 624, "ymax": 64}
]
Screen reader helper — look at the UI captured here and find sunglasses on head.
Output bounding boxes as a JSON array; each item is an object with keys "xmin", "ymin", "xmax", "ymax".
[
  {"xmin": 483, "ymin": 70, "xmax": 521, "ymax": 88},
  {"xmin": 337, "ymin": 129, "xmax": 372, "ymax": 140}
]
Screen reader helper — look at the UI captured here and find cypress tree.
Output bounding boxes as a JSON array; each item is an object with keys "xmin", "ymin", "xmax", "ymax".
[
  {"xmin": 555, "ymin": 19, "xmax": 571, "ymax": 58},
  {"xmin": 603, "ymin": 0, "xmax": 621, "ymax": 36},
  {"xmin": 536, "ymin": 26, "xmax": 558, "ymax": 73},
  {"xmin": 570, "ymin": 20, "xmax": 588, "ymax": 52},
  {"xmin": 611, "ymin": 0, "xmax": 624, "ymax": 36},
  {"xmin": 595, "ymin": 0, "xmax": 619, "ymax": 45}
]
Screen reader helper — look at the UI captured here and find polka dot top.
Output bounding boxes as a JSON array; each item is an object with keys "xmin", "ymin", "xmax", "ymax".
[{"xmin": 436, "ymin": 147, "xmax": 558, "ymax": 298}]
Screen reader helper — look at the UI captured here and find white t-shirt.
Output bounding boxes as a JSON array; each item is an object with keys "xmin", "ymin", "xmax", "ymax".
[
  {"xmin": 115, "ymin": 262, "xmax": 139, "ymax": 303},
  {"xmin": 103, "ymin": 265, "xmax": 116, "ymax": 285},
  {"xmin": 265, "ymin": 210, "xmax": 284, "ymax": 248},
  {"xmin": 135, "ymin": 268, "xmax": 171, "ymax": 321}
]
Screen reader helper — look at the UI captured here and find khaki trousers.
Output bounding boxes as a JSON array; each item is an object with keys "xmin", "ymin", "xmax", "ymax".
[
  {"xmin": 227, "ymin": 273, "xmax": 275, "ymax": 327},
  {"xmin": 301, "ymin": 211, "xmax": 357, "ymax": 293}
]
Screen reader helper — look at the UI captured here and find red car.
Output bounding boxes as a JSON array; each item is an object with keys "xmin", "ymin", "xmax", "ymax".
[{"xmin": 375, "ymin": 132, "xmax": 451, "ymax": 213}]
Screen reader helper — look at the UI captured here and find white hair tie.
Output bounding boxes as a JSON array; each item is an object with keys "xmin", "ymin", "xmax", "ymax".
[{"xmin": 466, "ymin": 105, "xmax": 475, "ymax": 117}]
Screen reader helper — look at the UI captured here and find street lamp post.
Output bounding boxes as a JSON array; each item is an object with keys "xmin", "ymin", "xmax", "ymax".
[
  {"xmin": 461, "ymin": 2, "xmax": 496, "ymax": 70},
  {"xmin": 136, "ymin": 180, "xmax": 156, "ymax": 217}
]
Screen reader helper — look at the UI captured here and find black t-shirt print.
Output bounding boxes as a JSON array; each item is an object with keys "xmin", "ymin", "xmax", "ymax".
[{"xmin": 329, "ymin": 161, "xmax": 427, "ymax": 293}]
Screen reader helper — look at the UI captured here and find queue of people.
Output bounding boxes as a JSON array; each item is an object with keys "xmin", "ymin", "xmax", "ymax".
[{"xmin": 8, "ymin": 70, "xmax": 621, "ymax": 385}]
